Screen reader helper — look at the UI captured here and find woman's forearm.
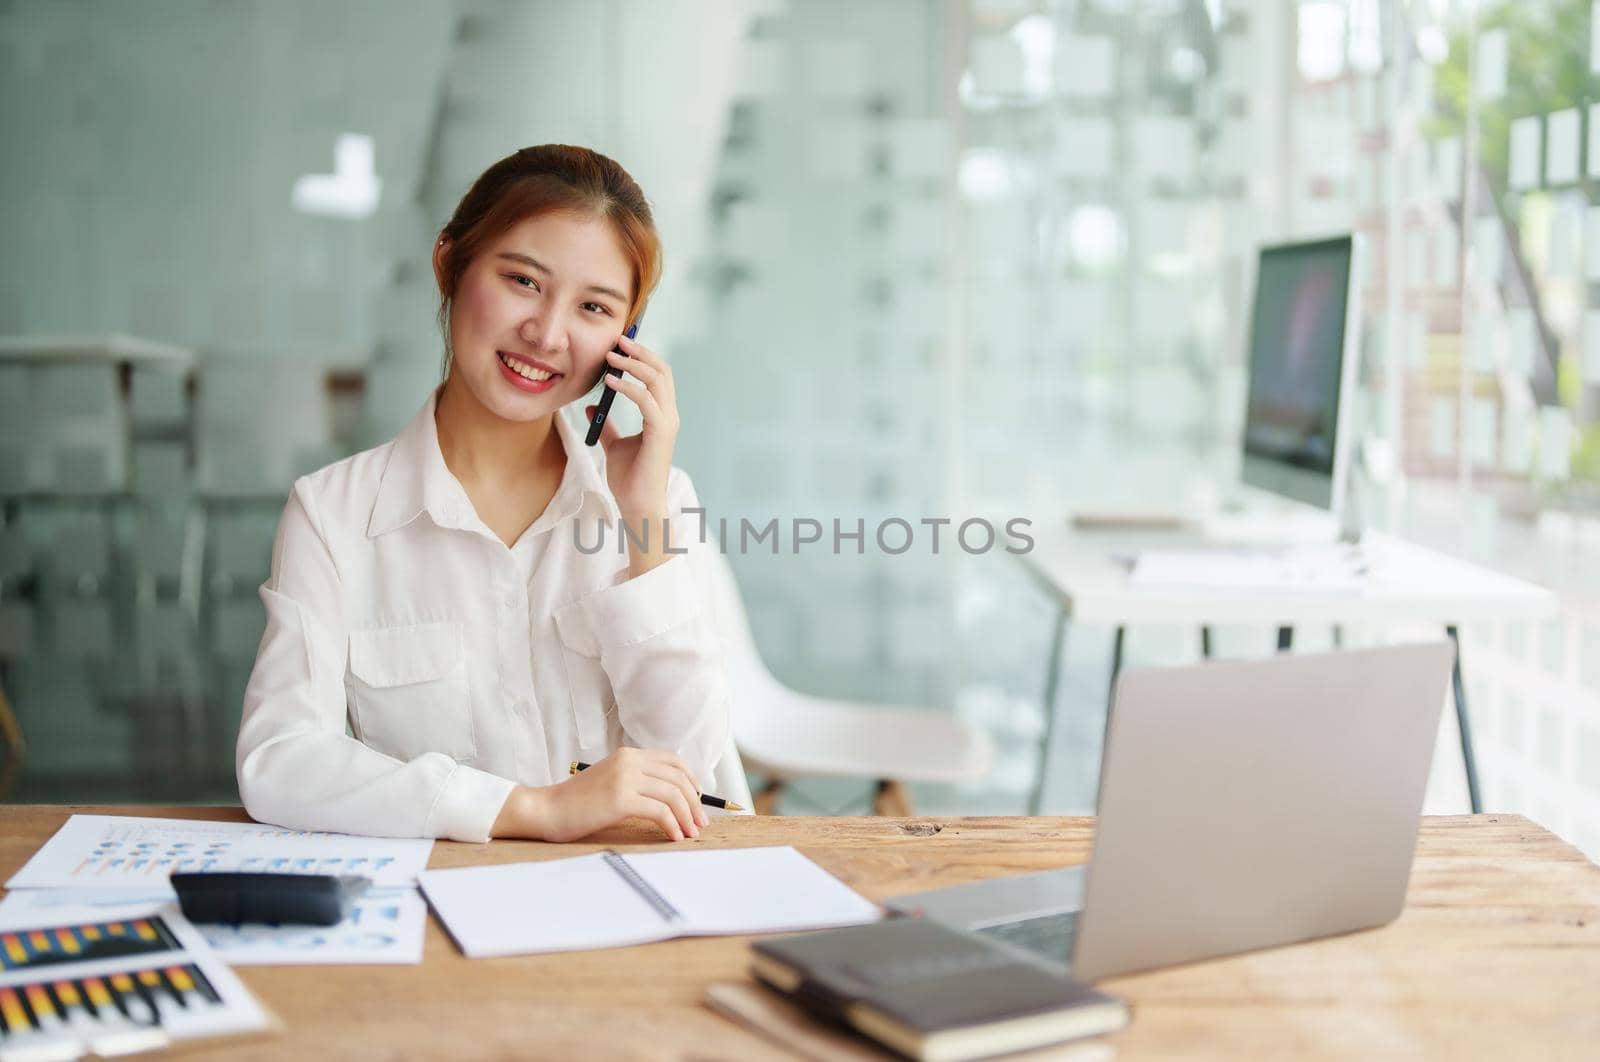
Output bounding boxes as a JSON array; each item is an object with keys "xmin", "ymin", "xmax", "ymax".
[{"xmin": 621, "ymin": 509, "xmax": 673, "ymax": 580}]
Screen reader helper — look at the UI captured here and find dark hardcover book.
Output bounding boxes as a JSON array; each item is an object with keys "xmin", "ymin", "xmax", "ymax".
[{"xmin": 750, "ymin": 917, "xmax": 1128, "ymax": 1062}]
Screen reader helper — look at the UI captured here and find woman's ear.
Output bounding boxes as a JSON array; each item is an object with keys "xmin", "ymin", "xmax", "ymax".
[{"xmin": 432, "ymin": 236, "xmax": 450, "ymax": 295}]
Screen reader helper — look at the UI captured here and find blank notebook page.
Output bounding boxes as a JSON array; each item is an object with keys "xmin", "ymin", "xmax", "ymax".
[
  {"xmin": 625, "ymin": 846, "xmax": 881, "ymax": 935},
  {"xmin": 419, "ymin": 853, "xmax": 675, "ymax": 957}
]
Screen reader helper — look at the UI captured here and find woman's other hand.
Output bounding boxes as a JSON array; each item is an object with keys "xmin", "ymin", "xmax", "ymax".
[{"xmin": 584, "ymin": 333, "xmax": 679, "ymax": 578}]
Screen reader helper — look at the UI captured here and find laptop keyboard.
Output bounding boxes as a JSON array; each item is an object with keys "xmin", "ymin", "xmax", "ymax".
[{"xmin": 972, "ymin": 910, "xmax": 1080, "ymax": 963}]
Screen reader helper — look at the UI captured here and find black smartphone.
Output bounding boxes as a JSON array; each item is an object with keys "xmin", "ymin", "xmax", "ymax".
[{"xmin": 586, "ymin": 320, "xmax": 640, "ymax": 446}]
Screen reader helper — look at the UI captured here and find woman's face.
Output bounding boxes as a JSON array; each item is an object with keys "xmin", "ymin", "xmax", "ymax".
[{"xmin": 439, "ymin": 210, "xmax": 634, "ymax": 423}]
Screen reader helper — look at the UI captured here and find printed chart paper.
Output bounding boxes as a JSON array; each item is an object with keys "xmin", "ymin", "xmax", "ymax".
[
  {"xmin": 0, "ymin": 902, "xmax": 270, "ymax": 1054},
  {"xmin": 6, "ymin": 815, "xmax": 433, "ymax": 890},
  {"xmin": 0, "ymin": 887, "xmax": 427, "ymax": 966}
]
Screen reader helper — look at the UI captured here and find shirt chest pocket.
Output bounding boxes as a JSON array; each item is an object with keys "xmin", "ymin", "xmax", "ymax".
[
  {"xmin": 552, "ymin": 599, "xmax": 616, "ymax": 752},
  {"xmin": 346, "ymin": 621, "xmax": 476, "ymax": 763}
]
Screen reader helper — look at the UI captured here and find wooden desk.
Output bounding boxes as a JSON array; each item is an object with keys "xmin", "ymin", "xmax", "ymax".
[{"xmin": 0, "ymin": 808, "xmax": 1595, "ymax": 1060}]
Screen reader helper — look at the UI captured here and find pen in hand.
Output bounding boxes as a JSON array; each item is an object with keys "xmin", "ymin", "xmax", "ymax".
[{"xmin": 570, "ymin": 761, "xmax": 745, "ymax": 812}]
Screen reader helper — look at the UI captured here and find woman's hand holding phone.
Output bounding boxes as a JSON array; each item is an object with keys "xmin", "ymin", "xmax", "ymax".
[
  {"xmin": 582, "ymin": 330, "xmax": 680, "ymax": 578},
  {"xmin": 493, "ymin": 747, "xmax": 708, "ymax": 842}
]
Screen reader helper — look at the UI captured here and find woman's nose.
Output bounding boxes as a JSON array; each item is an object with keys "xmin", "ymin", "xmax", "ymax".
[{"xmin": 521, "ymin": 308, "xmax": 567, "ymax": 353}]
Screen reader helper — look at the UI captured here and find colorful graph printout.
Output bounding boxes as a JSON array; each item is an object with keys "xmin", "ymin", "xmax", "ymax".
[
  {"xmin": 0, "ymin": 888, "xmax": 427, "ymax": 966},
  {"xmin": 0, "ymin": 916, "xmax": 180, "ymax": 972},
  {"xmin": 0, "ymin": 961, "xmax": 219, "ymax": 1038},
  {"xmin": 6, "ymin": 815, "xmax": 433, "ymax": 890},
  {"xmin": 0, "ymin": 904, "xmax": 271, "ymax": 1054}
]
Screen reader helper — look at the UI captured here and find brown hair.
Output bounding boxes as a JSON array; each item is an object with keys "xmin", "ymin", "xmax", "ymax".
[{"xmin": 434, "ymin": 145, "xmax": 662, "ymax": 376}]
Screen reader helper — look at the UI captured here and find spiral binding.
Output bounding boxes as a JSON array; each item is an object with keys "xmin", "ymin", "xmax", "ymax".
[{"xmin": 602, "ymin": 850, "xmax": 683, "ymax": 923}]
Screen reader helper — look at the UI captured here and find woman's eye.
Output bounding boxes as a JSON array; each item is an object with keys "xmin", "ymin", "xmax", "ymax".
[
  {"xmin": 582, "ymin": 302, "xmax": 611, "ymax": 315},
  {"xmin": 505, "ymin": 273, "xmax": 537, "ymax": 289}
]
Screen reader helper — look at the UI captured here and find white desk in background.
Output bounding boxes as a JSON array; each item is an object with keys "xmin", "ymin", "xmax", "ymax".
[
  {"xmin": 0, "ymin": 333, "xmax": 195, "ymax": 368},
  {"xmin": 1016, "ymin": 529, "xmax": 1560, "ymax": 815},
  {"xmin": 0, "ymin": 333, "xmax": 196, "ymax": 496},
  {"xmin": 0, "ymin": 335, "xmax": 199, "ymax": 784}
]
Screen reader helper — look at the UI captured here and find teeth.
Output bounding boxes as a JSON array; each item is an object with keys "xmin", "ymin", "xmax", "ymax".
[{"xmin": 499, "ymin": 352, "xmax": 553, "ymax": 382}]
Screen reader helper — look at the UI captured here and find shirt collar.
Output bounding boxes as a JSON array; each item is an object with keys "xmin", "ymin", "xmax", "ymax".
[
  {"xmin": 544, "ymin": 408, "xmax": 621, "ymax": 528},
  {"xmin": 367, "ymin": 392, "xmax": 619, "ymax": 539}
]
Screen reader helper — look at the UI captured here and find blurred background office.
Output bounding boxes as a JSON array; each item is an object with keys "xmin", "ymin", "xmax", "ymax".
[{"xmin": 1, "ymin": 0, "xmax": 1596, "ymax": 858}]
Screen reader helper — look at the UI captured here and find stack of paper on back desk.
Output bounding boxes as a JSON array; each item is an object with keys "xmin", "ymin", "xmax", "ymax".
[
  {"xmin": 419, "ymin": 846, "xmax": 881, "ymax": 958},
  {"xmin": 1127, "ymin": 543, "xmax": 1368, "ymax": 593}
]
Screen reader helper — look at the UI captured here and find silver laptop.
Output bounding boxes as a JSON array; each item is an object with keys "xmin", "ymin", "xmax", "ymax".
[{"xmin": 888, "ymin": 640, "xmax": 1455, "ymax": 981}]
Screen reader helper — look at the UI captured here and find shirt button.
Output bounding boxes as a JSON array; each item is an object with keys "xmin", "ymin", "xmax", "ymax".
[{"xmin": 504, "ymin": 591, "xmax": 518, "ymax": 608}]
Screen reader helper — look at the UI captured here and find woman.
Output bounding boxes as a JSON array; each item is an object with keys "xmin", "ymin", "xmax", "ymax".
[{"xmin": 237, "ymin": 145, "xmax": 729, "ymax": 843}]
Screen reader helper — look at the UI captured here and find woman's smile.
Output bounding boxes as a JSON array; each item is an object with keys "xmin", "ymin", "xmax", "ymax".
[{"xmin": 495, "ymin": 349, "xmax": 563, "ymax": 394}]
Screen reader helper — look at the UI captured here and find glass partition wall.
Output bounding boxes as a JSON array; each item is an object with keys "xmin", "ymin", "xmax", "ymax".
[{"xmin": 675, "ymin": 0, "xmax": 1600, "ymax": 850}]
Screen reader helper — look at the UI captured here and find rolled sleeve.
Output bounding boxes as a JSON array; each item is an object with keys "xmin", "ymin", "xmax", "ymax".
[
  {"xmin": 578, "ymin": 552, "xmax": 700, "ymax": 649},
  {"xmin": 425, "ymin": 764, "xmax": 520, "ymax": 844}
]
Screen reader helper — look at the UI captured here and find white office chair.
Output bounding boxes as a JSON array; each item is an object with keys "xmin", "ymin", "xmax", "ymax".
[
  {"xmin": 703, "ymin": 551, "xmax": 993, "ymax": 815},
  {"xmin": 709, "ymin": 731, "xmax": 754, "ymax": 814}
]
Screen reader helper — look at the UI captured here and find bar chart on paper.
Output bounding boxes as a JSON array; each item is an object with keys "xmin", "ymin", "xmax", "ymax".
[
  {"xmin": 0, "ymin": 888, "xmax": 429, "ymax": 966},
  {"xmin": 0, "ymin": 908, "xmax": 271, "ymax": 1053},
  {"xmin": 5, "ymin": 816, "xmax": 433, "ymax": 890},
  {"xmin": 0, "ymin": 961, "xmax": 225, "ymax": 1041},
  {"xmin": 167, "ymin": 888, "xmax": 426, "ymax": 965},
  {"xmin": 0, "ymin": 916, "xmax": 181, "ymax": 972}
]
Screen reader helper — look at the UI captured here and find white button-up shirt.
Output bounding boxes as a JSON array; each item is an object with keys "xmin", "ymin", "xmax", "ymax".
[{"xmin": 236, "ymin": 392, "xmax": 730, "ymax": 842}]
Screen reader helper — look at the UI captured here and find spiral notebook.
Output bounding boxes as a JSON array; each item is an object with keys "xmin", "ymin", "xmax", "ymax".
[{"xmin": 417, "ymin": 846, "xmax": 881, "ymax": 958}]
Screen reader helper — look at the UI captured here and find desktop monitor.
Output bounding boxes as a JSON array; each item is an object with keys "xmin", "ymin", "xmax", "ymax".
[{"xmin": 1239, "ymin": 235, "xmax": 1362, "ymax": 520}]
